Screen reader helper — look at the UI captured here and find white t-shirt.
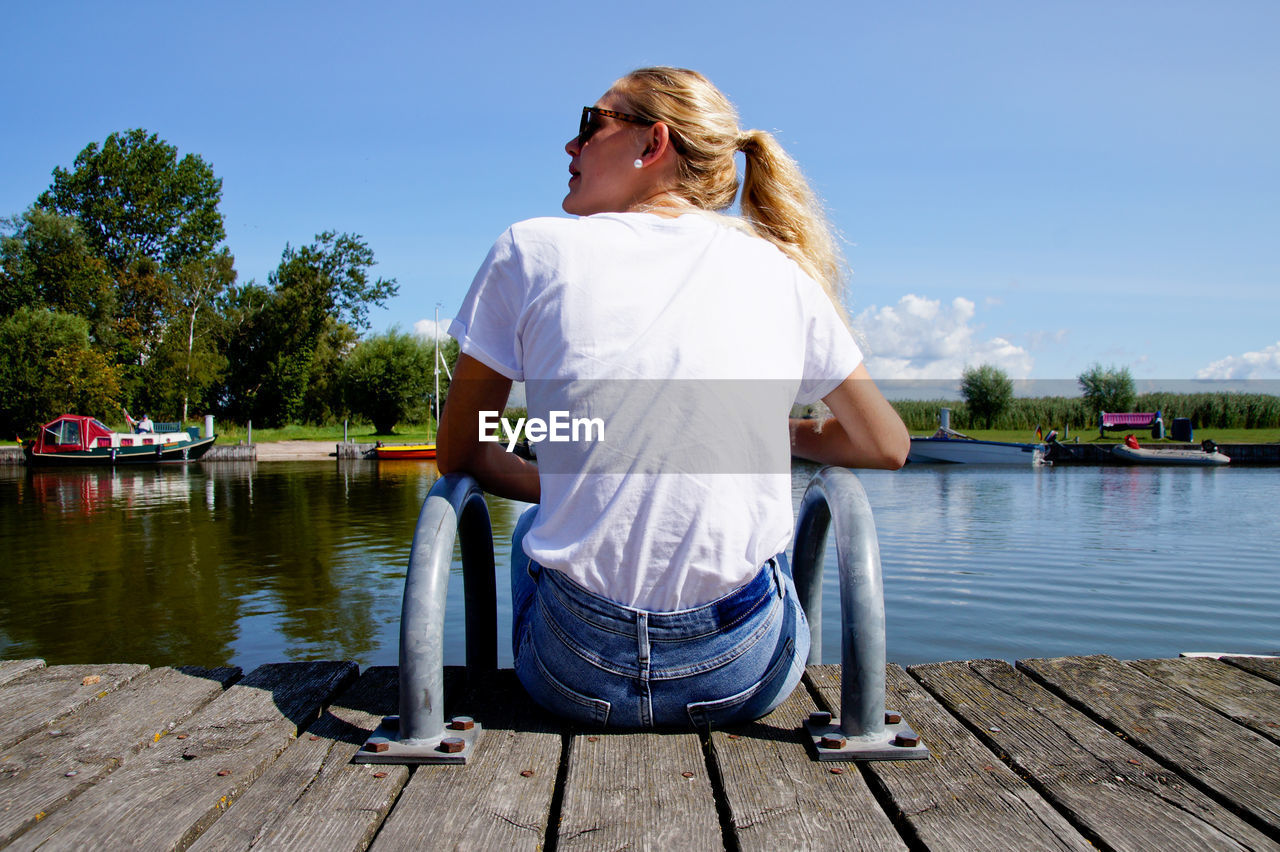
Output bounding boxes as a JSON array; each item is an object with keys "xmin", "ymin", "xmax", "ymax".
[{"xmin": 449, "ymin": 212, "xmax": 861, "ymax": 611}]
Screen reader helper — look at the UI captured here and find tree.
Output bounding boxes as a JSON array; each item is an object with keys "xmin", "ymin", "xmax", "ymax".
[
  {"xmin": 1078, "ymin": 363, "xmax": 1135, "ymax": 415},
  {"xmin": 37, "ymin": 129, "xmax": 225, "ymax": 276},
  {"xmin": 341, "ymin": 329, "xmax": 434, "ymax": 434},
  {"xmin": 0, "ymin": 308, "xmax": 120, "ymax": 436},
  {"xmin": 168, "ymin": 250, "xmax": 236, "ymax": 421},
  {"xmin": 0, "ymin": 209, "xmax": 116, "ymax": 346},
  {"xmin": 216, "ymin": 232, "xmax": 397, "ymax": 426},
  {"xmin": 960, "ymin": 364, "xmax": 1013, "ymax": 429}
]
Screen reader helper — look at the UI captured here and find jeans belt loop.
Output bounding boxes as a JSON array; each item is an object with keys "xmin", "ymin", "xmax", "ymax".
[{"xmin": 771, "ymin": 557, "xmax": 784, "ymax": 599}]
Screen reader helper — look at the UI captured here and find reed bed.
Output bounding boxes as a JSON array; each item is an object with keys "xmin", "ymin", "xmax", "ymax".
[{"xmin": 891, "ymin": 392, "xmax": 1280, "ymax": 433}]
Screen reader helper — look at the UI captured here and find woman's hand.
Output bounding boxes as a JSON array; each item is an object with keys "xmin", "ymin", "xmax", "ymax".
[
  {"xmin": 437, "ymin": 354, "xmax": 541, "ymax": 502},
  {"xmin": 790, "ymin": 364, "xmax": 910, "ymax": 469}
]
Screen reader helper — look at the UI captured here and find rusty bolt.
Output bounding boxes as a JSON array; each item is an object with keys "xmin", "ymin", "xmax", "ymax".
[
  {"xmin": 176, "ymin": 734, "xmax": 188, "ymax": 740},
  {"xmin": 727, "ymin": 734, "xmax": 741, "ymax": 740},
  {"xmin": 681, "ymin": 771, "xmax": 694, "ymax": 778},
  {"xmin": 373, "ymin": 771, "xmax": 388, "ymax": 779},
  {"xmin": 884, "ymin": 711, "xmax": 902, "ymax": 725},
  {"xmin": 217, "ymin": 770, "xmax": 231, "ymax": 777},
  {"xmin": 308, "ymin": 735, "xmax": 321, "ymax": 741},
  {"xmin": 820, "ymin": 734, "xmax": 846, "ymax": 750},
  {"xmin": 809, "ymin": 711, "xmax": 832, "ymax": 727},
  {"xmin": 364, "ymin": 741, "xmax": 390, "ymax": 753},
  {"xmin": 437, "ymin": 737, "xmax": 465, "ymax": 754},
  {"xmin": 894, "ymin": 731, "xmax": 921, "ymax": 748},
  {"xmin": 448, "ymin": 716, "xmax": 475, "ymax": 731},
  {"xmin": 829, "ymin": 767, "xmax": 844, "ymax": 775},
  {"xmin": 520, "ymin": 769, "xmax": 534, "ymax": 777},
  {"xmin": 587, "ymin": 736, "xmax": 599, "ymax": 742}
]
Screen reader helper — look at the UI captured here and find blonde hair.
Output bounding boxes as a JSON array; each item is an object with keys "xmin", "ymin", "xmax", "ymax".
[{"xmin": 610, "ymin": 66, "xmax": 847, "ymax": 316}]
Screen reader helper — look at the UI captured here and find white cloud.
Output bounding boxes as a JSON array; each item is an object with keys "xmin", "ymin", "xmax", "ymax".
[
  {"xmin": 853, "ymin": 294, "xmax": 1033, "ymax": 380},
  {"xmin": 413, "ymin": 317, "xmax": 452, "ymax": 339},
  {"xmin": 1195, "ymin": 341, "xmax": 1280, "ymax": 379}
]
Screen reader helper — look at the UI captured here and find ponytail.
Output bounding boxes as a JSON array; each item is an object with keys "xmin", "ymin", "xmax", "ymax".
[{"xmin": 737, "ymin": 130, "xmax": 846, "ymax": 318}]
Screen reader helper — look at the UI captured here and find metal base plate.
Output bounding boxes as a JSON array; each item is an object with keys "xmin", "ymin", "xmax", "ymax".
[
  {"xmin": 805, "ymin": 718, "xmax": 929, "ymax": 761},
  {"xmin": 356, "ymin": 715, "xmax": 482, "ymax": 765}
]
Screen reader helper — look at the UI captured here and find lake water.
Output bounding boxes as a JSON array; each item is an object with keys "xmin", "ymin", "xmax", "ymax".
[{"xmin": 2, "ymin": 460, "xmax": 1277, "ymax": 671}]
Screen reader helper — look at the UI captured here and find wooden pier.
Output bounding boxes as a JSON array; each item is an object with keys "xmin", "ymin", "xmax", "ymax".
[{"xmin": 2, "ymin": 655, "xmax": 1278, "ymax": 850}]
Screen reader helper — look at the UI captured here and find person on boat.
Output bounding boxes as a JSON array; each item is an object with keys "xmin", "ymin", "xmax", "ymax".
[
  {"xmin": 137, "ymin": 414, "xmax": 154, "ymax": 433},
  {"xmin": 438, "ymin": 67, "xmax": 908, "ymax": 729}
]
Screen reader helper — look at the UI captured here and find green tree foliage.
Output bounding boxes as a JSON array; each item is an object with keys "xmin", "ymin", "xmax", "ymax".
[
  {"xmin": 298, "ymin": 320, "xmax": 360, "ymax": 425},
  {"xmin": 341, "ymin": 329, "xmax": 434, "ymax": 434},
  {"xmin": 153, "ymin": 249, "xmax": 236, "ymax": 421},
  {"xmin": 0, "ymin": 209, "xmax": 116, "ymax": 345},
  {"xmin": 217, "ymin": 232, "xmax": 397, "ymax": 426},
  {"xmin": 960, "ymin": 364, "xmax": 1014, "ymax": 429},
  {"xmin": 1078, "ymin": 363, "xmax": 1136, "ymax": 416},
  {"xmin": 37, "ymin": 129, "xmax": 225, "ymax": 275},
  {"xmin": 0, "ymin": 308, "xmax": 120, "ymax": 436}
]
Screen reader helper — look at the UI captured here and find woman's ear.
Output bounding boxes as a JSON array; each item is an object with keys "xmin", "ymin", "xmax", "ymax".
[{"xmin": 640, "ymin": 122, "xmax": 674, "ymax": 163}]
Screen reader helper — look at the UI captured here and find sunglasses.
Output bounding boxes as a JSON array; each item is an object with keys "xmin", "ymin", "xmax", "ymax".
[{"xmin": 578, "ymin": 106, "xmax": 653, "ymax": 144}]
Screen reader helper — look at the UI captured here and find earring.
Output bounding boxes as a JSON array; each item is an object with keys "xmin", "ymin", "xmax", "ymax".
[{"xmin": 633, "ymin": 158, "xmax": 644, "ymax": 169}]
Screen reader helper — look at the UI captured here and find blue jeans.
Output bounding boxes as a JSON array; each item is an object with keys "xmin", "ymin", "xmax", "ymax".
[{"xmin": 510, "ymin": 507, "xmax": 809, "ymax": 729}]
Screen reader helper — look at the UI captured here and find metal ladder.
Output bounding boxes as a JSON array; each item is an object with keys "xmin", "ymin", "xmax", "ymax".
[{"xmin": 359, "ymin": 467, "xmax": 926, "ymax": 762}]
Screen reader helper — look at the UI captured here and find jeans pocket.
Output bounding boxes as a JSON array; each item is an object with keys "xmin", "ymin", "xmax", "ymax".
[
  {"xmin": 516, "ymin": 630, "xmax": 612, "ymax": 727},
  {"xmin": 685, "ymin": 636, "xmax": 797, "ymax": 729}
]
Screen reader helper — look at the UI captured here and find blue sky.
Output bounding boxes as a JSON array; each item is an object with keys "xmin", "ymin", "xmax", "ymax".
[{"xmin": 4, "ymin": 1, "xmax": 1277, "ymax": 386}]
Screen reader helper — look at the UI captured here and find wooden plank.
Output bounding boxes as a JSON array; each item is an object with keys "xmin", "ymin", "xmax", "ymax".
[
  {"xmin": 1019, "ymin": 654, "xmax": 1280, "ymax": 835},
  {"xmin": 912, "ymin": 659, "xmax": 1276, "ymax": 852},
  {"xmin": 0, "ymin": 665, "xmax": 238, "ymax": 847},
  {"xmin": 188, "ymin": 666, "xmax": 407, "ymax": 852},
  {"xmin": 0, "ymin": 659, "xmax": 45, "ymax": 688},
  {"xmin": 9, "ymin": 661, "xmax": 357, "ymax": 851},
  {"xmin": 807, "ymin": 664, "xmax": 1091, "ymax": 851},
  {"xmin": 1130, "ymin": 657, "xmax": 1280, "ymax": 746},
  {"xmin": 556, "ymin": 728, "xmax": 722, "ymax": 851},
  {"xmin": 709, "ymin": 672, "xmax": 906, "ymax": 851},
  {"xmin": 1222, "ymin": 655, "xmax": 1280, "ymax": 687},
  {"xmin": 370, "ymin": 669, "xmax": 563, "ymax": 851},
  {"xmin": 0, "ymin": 663, "xmax": 150, "ymax": 750}
]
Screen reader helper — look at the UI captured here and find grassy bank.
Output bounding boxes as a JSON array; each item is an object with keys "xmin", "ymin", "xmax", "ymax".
[{"xmin": 212, "ymin": 421, "xmax": 439, "ymax": 444}]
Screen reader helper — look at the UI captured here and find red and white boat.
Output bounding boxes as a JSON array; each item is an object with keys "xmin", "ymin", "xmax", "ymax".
[{"xmin": 23, "ymin": 414, "xmax": 216, "ymax": 466}]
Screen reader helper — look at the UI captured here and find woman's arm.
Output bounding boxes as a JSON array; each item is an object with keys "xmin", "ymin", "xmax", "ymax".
[
  {"xmin": 436, "ymin": 353, "xmax": 541, "ymax": 502},
  {"xmin": 789, "ymin": 363, "xmax": 910, "ymax": 469}
]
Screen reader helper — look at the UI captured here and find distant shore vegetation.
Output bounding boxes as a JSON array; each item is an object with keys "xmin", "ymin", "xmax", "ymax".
[{"xmin": 888, "ymin": 392, "xmax": 1280, "ymax": 434}]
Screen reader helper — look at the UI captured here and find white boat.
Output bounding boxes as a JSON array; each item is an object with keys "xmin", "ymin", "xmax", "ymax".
[
  {"xmin": 908, "ymin": 431, "xmax": 1047, "ymax": 465},
  {"xmin": 1111, "ymin": 443, "xmax": 1230, "ymax": 466}
]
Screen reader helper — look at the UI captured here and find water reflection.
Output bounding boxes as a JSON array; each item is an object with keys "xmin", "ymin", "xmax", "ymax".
[
  {"xmin": 1, "ymin": 461, "xmax": 438, "ymax": 669},
  {"xmin": 2, "ymin": 462, "xmax": 1278, "ymax": 672}
]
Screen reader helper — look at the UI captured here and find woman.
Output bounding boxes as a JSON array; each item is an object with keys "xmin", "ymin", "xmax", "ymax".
[{"xmin": 439, "ymin": 67, "xmax": 907, "ymax": 728}]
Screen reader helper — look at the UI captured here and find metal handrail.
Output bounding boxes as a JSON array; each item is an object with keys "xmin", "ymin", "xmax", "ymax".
[
  {"xmin": 356, "ymin": 473, "xmax": 497, "ymax": 763},
  {"xmin": 791, "ymin": 466, "xmax": 926, "ymax": 760},
  {"xmin": 397, "ymin": 472, "xmax": 496, "ymax": 742},
  {"xmin": 792, "ymin": 466, "xmax": 886, "ymax": 738}
]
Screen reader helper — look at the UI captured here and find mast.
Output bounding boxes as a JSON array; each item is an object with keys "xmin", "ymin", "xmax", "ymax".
[{"xmin": 433, "ymin": 303, "xmax": 441, "ymax": 429}]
